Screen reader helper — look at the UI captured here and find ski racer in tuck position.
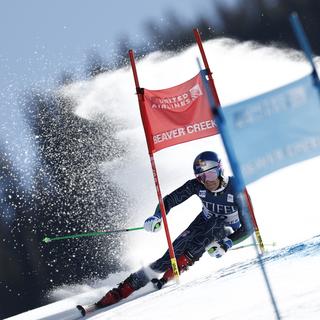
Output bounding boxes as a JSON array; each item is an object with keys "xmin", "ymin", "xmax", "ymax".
[{"xmin": 96, "ymin": 151, "xmax": 253, "ymax": 308}]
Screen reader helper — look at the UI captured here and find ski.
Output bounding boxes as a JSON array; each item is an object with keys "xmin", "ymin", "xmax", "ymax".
[{"xmin": 76, "ymin": 303, "xmax": 100, "ymax": 317}]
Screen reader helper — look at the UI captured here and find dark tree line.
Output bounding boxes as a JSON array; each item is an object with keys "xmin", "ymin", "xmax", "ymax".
[
  {"xmin": 86, "ymin": 0, "xmax": 319, "ymax": 76},
  {"xmin": 141, "ymin": 0, "xmax": 320, "ymax": 56},
  {"xmin": 216, "ymin": 0, "xmax": 320, "ymax": 52}
]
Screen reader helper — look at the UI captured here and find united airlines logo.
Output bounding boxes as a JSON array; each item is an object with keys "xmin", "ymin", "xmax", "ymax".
[{"xmin": 150, "ymin": 84, "xmax": 203, "ymax": 110}]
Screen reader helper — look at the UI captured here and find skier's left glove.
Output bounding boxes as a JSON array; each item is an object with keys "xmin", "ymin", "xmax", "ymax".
[
  {"xmin": 206, "ymin": 237, "xmax": 233, "ymax": 258},
  {"xmin": 144, "ymin": 216, "xmax": 162, "ymax": 232}
]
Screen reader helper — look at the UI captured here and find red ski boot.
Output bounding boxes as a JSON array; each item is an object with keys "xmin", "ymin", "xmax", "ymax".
[
  {"xmin": 77, "ymin": 270, "xmax": 150, "ymax": 316},
  {"xmin": 96, "ymin": 279, "xmax": 135, "ymax": 308}
]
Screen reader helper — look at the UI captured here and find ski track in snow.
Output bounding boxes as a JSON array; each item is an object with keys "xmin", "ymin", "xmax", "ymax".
[{"xmin": 6, "ymin": 38, "xmax": 320, "ymax": 319}]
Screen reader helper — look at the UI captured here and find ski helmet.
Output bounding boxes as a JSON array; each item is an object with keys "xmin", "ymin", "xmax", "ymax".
[{"xmin": 193, "ymin": 151, "xmax": 222, "ymax": 179}]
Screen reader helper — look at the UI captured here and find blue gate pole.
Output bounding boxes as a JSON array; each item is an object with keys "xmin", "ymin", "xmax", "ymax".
[{"xmin": 198, "ymin": 63, "xmax": 281, "ymax": 320}]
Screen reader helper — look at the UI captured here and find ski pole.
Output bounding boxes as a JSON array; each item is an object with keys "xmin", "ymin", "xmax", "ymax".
[{"xmin": 42, "ymin": 226, "xmax": 144, "ymax": 244}]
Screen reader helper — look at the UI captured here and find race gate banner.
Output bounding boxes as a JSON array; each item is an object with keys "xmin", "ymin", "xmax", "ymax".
[
  {"xmin": 223, "ymin": 73, "xmax": 320, "ymax": 185},
  {"xmin": 141, "ymin": 72, "xmax": 219, "ymax": 153}
]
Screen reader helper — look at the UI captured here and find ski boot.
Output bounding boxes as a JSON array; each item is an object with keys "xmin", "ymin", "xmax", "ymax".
[
  {"xmin": 95, "ymin": 279, "xmax": 134, "ymax": 308},
  {"xmin": 77, "ymin": 270, "xmax": 150, "ymax": 316},
  {"xmin": 95, "ymin": 269, "xmax": 150, "ymax": 308}
]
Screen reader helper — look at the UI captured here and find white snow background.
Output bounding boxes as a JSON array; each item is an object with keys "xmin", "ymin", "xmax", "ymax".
[{"xmin": 5, "ymin": 39, "xmax": 320, "ymax": 319}]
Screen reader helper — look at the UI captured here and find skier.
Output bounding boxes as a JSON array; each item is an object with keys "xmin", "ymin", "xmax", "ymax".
[{"xmin": 95, "ymin": 151, "xmax": 253, "ymax": 309}]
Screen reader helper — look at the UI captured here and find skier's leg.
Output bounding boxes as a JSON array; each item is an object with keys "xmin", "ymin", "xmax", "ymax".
[
  {"xmin": 149, "ymin": 218, "xmax": 205, "ymax": 289},
  {"xmin": 150, "ymin": 214, "xmax": 226, "ymax": 289},
  {"xmin": 149, "ymin": 214, "xmax": 207, "ymax": 273},
  {"xmin": 151, "ymin": 250, "xmax": 197, "ymax": 289},
  {"xmin": 96, "ymin": 267, "xmax": 160, "ymax": 308}
]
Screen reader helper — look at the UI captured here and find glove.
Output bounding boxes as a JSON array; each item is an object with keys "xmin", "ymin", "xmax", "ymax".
[
  {"xmin": 206, "ymin": 237, "xmax": 233, "ymax": 258},
  {"xmin": 144, "ymin": 216, "xmax": 162, "ymax": 232}
]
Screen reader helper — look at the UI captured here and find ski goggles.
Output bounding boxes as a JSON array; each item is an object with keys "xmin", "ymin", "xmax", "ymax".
[{"xmin": 195, "ymin": 167, "xmax": 220, "ymax": 183}]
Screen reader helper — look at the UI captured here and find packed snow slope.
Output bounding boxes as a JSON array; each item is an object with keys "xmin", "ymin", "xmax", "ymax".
[
  {"xmin": 6, "ymin": 236, "xmax": 320, "ymax": 320},
  {"xmin": 6, "ymin": 38, "xmax": 320, "ymax": 319}
]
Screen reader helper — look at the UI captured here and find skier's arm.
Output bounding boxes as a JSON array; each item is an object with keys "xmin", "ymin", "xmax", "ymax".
[
  {"xmin": 145, "ymin": 180, "xmax": 198, "ymax": 233},
  {"xmin": 228, "ymin": 223, "xmax": 251, "ymax": 245},
  {"xmin": 153, "ymin": 179, "xmax": 198, "ymax": 217},
  {"xmin": 228, "ymin": 192, "xmax": 254, "ymax": 245}
]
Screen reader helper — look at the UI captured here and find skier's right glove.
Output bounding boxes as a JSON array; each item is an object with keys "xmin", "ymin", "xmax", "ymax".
[
  {"xmin": 206, "ymin": 237, "xmax": 233, "ymax": 258},
  {"xmin": 144, "ymin": 216, "xmax": 162, "ymax": 232}
]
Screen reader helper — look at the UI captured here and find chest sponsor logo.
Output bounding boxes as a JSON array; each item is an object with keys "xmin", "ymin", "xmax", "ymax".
[
  {"xmin": 202, "ymin": 202, "xmax": 237, "ymax": 216},
  {"xmin": 227, "ymin": 194, "xmax": 234, "ymax": 203}
]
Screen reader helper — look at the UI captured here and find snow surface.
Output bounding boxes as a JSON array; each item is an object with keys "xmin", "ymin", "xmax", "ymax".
[{"xmin": 5, "ymin": 39, "xmax": 320, "ymax": 319}]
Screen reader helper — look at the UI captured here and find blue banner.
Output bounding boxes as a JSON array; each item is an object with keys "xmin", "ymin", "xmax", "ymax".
[{"xmin": 223, "ymin": 74, "xmax": 320, "ymax": 184}]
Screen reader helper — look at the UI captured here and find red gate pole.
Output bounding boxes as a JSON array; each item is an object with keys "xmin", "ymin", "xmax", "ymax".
[
  {"xmin": 193, "ymin": 29, "xmax": 221, "ymax": 107},
  {"xmin": 193, "ymin": 29, "xmax": 265, "ymax": 254},
  {"xmin": 128, "ymin": 50, "xmax": 180, "ymax": 279},
  {"xmin": 244, "ymin": 189, "xmax": 265, "ymax": 253}
]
